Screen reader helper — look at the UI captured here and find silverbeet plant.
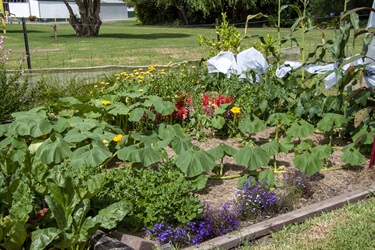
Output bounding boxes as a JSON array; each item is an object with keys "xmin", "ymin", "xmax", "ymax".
[
  {"xmin": 146, "ymin": 202, "xmax": 240, "ymax": 247},
  {"xmin": 236, "ymin": 178, "xmax": 283, "ymax": 221}
]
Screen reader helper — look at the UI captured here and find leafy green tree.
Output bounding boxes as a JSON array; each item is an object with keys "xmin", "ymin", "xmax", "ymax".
[
  {"xmin": 309, "ymin": 0, "xmax": 372, "ymax": 19},
  {"xmin": 63, "ymin": 0, "xmax": 102, "ymax": 37}
]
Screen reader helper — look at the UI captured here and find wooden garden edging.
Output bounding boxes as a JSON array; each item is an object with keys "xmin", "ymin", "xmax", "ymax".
[{"xmin": 184, "ymin": 184, "xmax": 375, "ymax": 250}]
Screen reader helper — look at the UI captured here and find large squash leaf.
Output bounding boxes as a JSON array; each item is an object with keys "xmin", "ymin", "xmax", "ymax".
[
  {"xmin": 175, "ymin": 148, "xmax": 216, "ymax": 177},
  {"xmin": 235, "ymin": 145, "xmax": 270, "ymax": 171},
  {"xmin": 35, "ymin": 134, "xmax": 74, "ymax": 165}
]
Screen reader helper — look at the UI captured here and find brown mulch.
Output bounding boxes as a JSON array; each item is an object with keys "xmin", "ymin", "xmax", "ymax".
[{"xmin": 192, "ymin": 127, "xmax": 375, "ymax": 212}]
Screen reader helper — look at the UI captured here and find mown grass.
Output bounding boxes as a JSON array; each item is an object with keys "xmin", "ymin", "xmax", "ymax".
[
  {"xmin": 4, "ymin": 20, "xmax": 364, "ymax": 70},
  {"xmin": 239, "ymin": 196, "xmax": 375, "ymax": 250}
]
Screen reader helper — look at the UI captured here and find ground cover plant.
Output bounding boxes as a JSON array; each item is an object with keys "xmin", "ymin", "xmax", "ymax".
[{"xmin": 1, "ymin": 3, "xmax": 375, "ymax": 249}]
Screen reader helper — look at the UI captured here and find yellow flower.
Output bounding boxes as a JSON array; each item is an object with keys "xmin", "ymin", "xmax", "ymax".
[
  {"xmin": 113, "ymin": 134, "xmax": 124, "ymax": 145},
  {"xmin": 230, "ymin": 106, "xmax": 241, "ymax": 114},
  {"xmin": 138, "ymin": 68, "xmax": 143, "ymax": 71},
  {"xmin": 102, "ymin": 100, "xmax": 111, "ymax": 106},
  {"xmin": 115, "ymin": 73, "xmax": 120, "ymax": 77},
  {"xmin": 89, "ymin": 91, "xmax": 93, "ymax": 95},
  {"xmin": 94, "ymin": 85, "xmax": 98, "ymax": 88},
  {"xmin": 105, "ymin": 82, "xmax": 110, "ymax": 85},
  {"xmin": 201, "ymin": 85, "xmax": 205, "ymax": 89},
  {"xmin": 139, "ymin": 89, "xmax": 143, "ymax": 92},
  {"xmin": 192, "ymin": 66, "xmax": 196, "ymax": 69},
  {"xmin": 103, "ymin": 139, "xmax": 109, "ymax": 146},
  {"xmin": 116, "ymin": 77, "xmax": 120, "ymax": 81},
  {"xmin": 100, "ymin": 81, "xmax": 105, "ymax": 85},
  {"xmin": 133, "ymin": 69, "xmax": 138, "ymax": 73},
  {"xmin": 148, "ymin": 65, "xmax": 155, "ymax": 71}
]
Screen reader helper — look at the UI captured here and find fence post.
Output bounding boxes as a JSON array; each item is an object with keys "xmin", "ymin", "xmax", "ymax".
[
  {"xmin": 51, "ymin": 24, "xmax": 58, "ymax": 42},
  {"xmin": 22, "ymin": 18, "xmax": 31, "ymax": 69}
]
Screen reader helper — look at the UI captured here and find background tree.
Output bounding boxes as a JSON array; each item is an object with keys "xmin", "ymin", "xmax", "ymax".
[{"xmin": 63, "ymin": 0, "xmax": 102, "ymax": 37}]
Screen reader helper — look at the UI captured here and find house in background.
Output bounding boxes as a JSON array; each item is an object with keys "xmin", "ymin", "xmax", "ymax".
[{"xmin": 3, "ymin": 0, "xmax": 135, "ymax": 22}]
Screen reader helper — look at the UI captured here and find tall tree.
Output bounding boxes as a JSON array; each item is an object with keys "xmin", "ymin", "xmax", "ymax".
[{"xmin": 63, "ymin": 0, "xmax": 102, "ymax": 37}]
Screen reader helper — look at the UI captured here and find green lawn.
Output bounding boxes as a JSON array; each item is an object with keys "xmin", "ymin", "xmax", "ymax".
[
  {"xmin": 3, "ymin": 20, "xmax": 364, "ymax": 70},
  {"xmin": 240, "ymin": 197, "xmax": 375, "ymax": 250}
]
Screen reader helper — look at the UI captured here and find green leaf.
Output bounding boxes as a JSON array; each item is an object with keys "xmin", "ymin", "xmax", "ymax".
[
  {"xmin": 279, "ymin": 136, "xmax": 294, "ymax": 152},
  {"xmin": 9, "ymin": 181, "xmax": 34, "ymax": 221},
  {"xmin": 267, "ymin": 113, "xmax": 294, "ymax": 127},
  {"xmin": 71, "ymin": 142, "xmax": 112, "ymax": 167},
  {"xmin": 239, "ymin": 115, "xmax": 266, "ymax": 135},
  {"xmin": 64, "ymin": 128, "xmax": 90, "ymax": 143},
  {"xmin": 188, "ymin": 175, "xmax": 208, "ymax": 191},
  {"xmin": 311, "ymin": 145, "xmax": 332, "ymax": 159},
  {"xmin": 8, "ymin": 116, "xmax": 52, "ymax": 138},
  {"xmin": 258, "ymin": 169, "xmax": 275, "ymax": 187},
  {"xmin": 68, "ymin": 117, "xmax": 100, "ymax": 132},
  {"xmin": 286, "ymin": 119, "xmax": 315, "ymax": 139},
  {"xmin": 117, "ymin": 144, "xmax": 163, "ymax": 166},
  {"xmin": 11, "ymin": 106, "xmax": 47, "ymax": 119},
  {"xmin": 171, "ymin": 137, "xmax": 194, "ymax": 155},
  {"xmin": 175, "ymin": 148, "xmax": 216, "ymax": 177},
  {"xmin": 235, "ymin": 145, "xmax": 270, "ymax": 171},
  {"xmin": 129, "ymin": 107, "xmax": 144, "ymax": 122},
  {"xmin": 108, "ymin": 102, "xmax": 130, "ymax": 116},
  {"xmin": 207, "ymin": 143, "xmax": 237, "ymax": 161},
  {"xmin": 146, "ymin": 96, "xmax": 175, "ymax": 116},
  {"xmin": 261, "ymin": 140, "xmax": 279, "ymax": 157},
  {"xmin": 293, "ymin": 153, "xmax": 323, "ymax": 176},
  {"xmin": 341, "ymin": 143, "xmax": 365, "ymax": 166},
  {"xmin": 316, "ymin": 113, "xmax": 347, "ymax": 133},
  {"xmin": 35, "ymin": 134, "xmax": 74, "ymax": 165},
  {"xmin": 30, "ymin": 228, "xmax": 62, "ymax": 250},
  {"xmin": 211, "ymin": 116, "xmax": 225, "ymax": 129},
  {"xmin": 94, "ymin": 201, "xmax": 133, "ymax": 230}
]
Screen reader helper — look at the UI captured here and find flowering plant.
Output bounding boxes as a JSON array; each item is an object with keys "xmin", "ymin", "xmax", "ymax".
[
  {"xmin": 202, "ymin": 92, "xmax": 234, "ymax": 117},
  {"xmin": 236, "ymin": 178, "xmax": 283, "ymax": 221},
  {"xmin": 173, "ymin": 93, "xmax": 193, "ymax": 121},
  {"xmin": 146, "ymin": 202, "xmax": 239, "ymax": 247}
]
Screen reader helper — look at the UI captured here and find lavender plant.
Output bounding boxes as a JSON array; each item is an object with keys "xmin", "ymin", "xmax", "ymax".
[{"xmin": 235, "ymin": 178, "xmax": 283, "ymax": 221}]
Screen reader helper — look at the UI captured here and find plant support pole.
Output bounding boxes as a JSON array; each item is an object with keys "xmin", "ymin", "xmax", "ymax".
[{"xmin": 22, "ymin": 18, "xmax": 31, "ymax": 69}]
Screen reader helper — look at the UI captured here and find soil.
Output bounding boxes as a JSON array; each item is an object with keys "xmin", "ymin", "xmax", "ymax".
[{"xmin": 192, "ymin": 127, "xmax": 375, "ymax": 225}]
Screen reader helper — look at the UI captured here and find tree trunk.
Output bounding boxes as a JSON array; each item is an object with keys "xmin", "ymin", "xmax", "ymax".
[{"xmin": 62, "ymin": 0, "xmax": 102, "ymax": 37}]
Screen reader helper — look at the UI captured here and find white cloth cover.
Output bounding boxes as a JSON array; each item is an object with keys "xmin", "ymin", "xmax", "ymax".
[{"xmin": 207, "ymin": 47, "xmax": 269, "ymax": 83}]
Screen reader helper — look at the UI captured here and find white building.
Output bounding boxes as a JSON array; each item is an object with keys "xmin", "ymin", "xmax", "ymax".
[{"xmin": 4, "ymin": 0, "xmax": 134, "ymax": 21}]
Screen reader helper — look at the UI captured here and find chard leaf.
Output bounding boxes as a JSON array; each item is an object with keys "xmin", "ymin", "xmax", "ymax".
[
  {"xmin": 94, "ymin": 201, "xmax": 133, "ymax": 229},
  {"xmin": 30, "ymin": 228, "xmax": 62, "ymax": 250}
]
